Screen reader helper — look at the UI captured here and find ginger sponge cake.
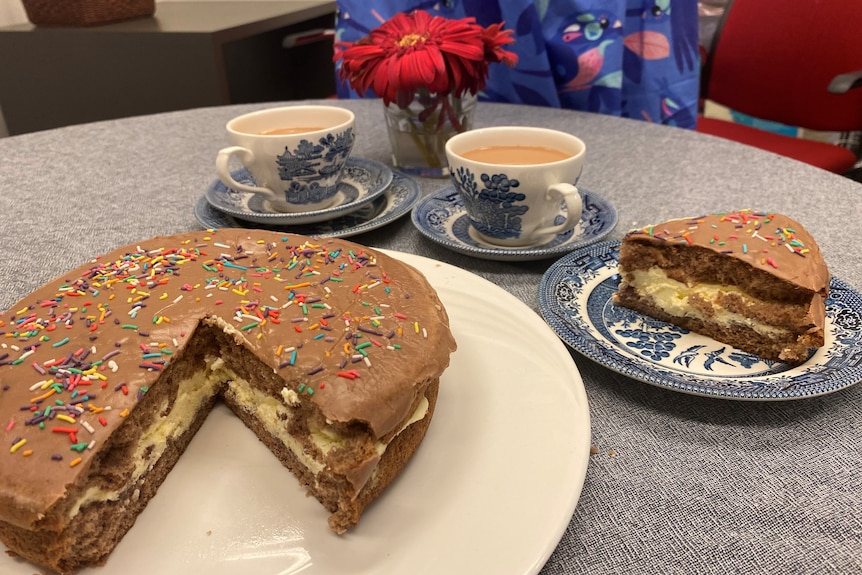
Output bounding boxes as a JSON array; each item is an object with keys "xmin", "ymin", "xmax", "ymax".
[
  {"xmin": 614, "ymin": 210, "xmax": 828, "ymax": 364},
  {"xmin": 0, "ymin": 229, "xmax": 456, "ymax": 574}
]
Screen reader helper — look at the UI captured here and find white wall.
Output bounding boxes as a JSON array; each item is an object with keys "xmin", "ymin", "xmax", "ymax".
[{"xmin": 0, "ymin": 3, "xmax": 27, "ymax": 29}]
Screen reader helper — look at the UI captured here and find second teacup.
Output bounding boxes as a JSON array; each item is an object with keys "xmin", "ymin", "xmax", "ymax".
[
  {"xmin": 215, "ymin": 106, "xmax": 355, "ymax": 213},
  {"xmin": 445, "ymin": 126, "xmax": 585, "ymax": 247}
]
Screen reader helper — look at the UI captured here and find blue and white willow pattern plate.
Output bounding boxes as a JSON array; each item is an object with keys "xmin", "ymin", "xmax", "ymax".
[
  {"xmin": 539, "ymin": 240, "xmax": 862, "ymax": 400},
  {"xmin": 205, "ymin": 157, "xmax": 392, "ymax": 225},
  {"xmin": 411, "ymin": 186, "xmax": 617, "ymax": 262},
  {"xmin": 195, "ymin": 171, "xmax": 420, "ymax": 238}
]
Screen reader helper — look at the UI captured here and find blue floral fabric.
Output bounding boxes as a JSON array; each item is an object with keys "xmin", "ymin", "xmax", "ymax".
[{"xmin": 334, "ymin": 0, "xmax": 701, "ymax": 129}]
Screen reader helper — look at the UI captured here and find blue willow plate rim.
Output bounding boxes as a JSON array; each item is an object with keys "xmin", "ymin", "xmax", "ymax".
[
  {"xmin": 194, "ymin": 170, "xmax": 421, "ymax": 239},
  {"xmin": 538, "ymin": 239, "xmax": 862, "ymax": 401},
  {"xmin": 410, "ymin": 185, "xmax": 618, "ymax": 262},
  {"xmin": 204, "ymin": 157, "xmax": 393, "ymax": 225}
]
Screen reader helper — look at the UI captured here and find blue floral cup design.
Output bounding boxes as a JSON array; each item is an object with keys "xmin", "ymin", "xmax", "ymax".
[
  {"xmin": 216, "ymin": 106, "xmax": 355, "ymax": 213},
  {"xmin": 445, "ymin": 126, "xmax": 585, "ymax": 247}
]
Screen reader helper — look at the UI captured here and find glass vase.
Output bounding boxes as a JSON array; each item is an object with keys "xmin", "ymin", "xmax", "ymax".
[{"xmin": 382, "ymin": 89, "xmax": 478, "ymax": 178}]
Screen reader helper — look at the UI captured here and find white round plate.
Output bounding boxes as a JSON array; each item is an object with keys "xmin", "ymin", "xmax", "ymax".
[
  {"xmin": 205, "ymin": 157, "xmax": 393, "ymax": 225},
  {"xmin": 411, "ymin": 185, "xmax": 617, "ymax": 261},
  {"xmin": 2, "ymin": 251, "xmax": 590, "ymax": 575},
  {"xmin": 195, "ymin": 171, "xmax": 421, "ymax": 238},
  {"xmin": 539, "ymin": 240, "xmax": 862, "ymax": 400}
]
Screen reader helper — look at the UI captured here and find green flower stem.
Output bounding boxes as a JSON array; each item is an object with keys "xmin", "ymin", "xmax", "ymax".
[{"xmin": 385, "ymin": 89, "xmax": 477, "ymax": 175}]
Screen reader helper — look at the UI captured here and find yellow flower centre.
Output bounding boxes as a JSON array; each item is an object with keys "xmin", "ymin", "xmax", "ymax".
[{"xmin": 398, "ymin": 33, "xmax": 427, "ymax": 47}]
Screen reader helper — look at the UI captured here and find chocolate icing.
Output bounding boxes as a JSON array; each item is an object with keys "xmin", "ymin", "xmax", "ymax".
[
  {"xmin": 0, "ymin": 230, "xmax": 456, "ymax": 529},
  {"xmin": 624, "ymin": 210, "xmax": 830, "ymax": 294}
]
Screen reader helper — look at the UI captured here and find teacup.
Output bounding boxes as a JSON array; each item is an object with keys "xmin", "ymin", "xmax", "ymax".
[
  {"xmin": 215, "ymin": 106, "xmax": 355, "ymax": 213},
  {"xmin": 445, "ymin": 126, "xmax": 585, "ymax": 247}
]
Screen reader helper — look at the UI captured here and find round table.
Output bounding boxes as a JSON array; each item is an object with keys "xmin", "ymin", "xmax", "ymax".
[{"xmin": 1, "ymin": 99, "xmax": 860, "ymax": 574}]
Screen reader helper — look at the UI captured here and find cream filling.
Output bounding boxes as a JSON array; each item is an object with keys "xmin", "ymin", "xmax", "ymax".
[
  {"xmin": 629, "ymin": 268, "xmax": 791, "ymax": 338},
  {"xmin": 374, "ymin": 396, "xmax": 428, "ymax": 456},
  {"xmin": 68, "ymin": 359, "xmax": 223, "ymax": 518},
  {"xmin": 311, "ymin": 395, "xmax": 430, "ymax": 458},
  {"xmin": 67, "ymin": 353, "xmax": 429, "ymax": 519},
  {"xmin": 228, "ymin": 373, "xmax": 430, "ymax": 484},
  {"xmin": 224, "ymin": 374, "xmax": 325, "ymax": 475}
]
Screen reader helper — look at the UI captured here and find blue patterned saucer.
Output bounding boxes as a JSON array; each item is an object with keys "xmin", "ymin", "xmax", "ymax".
[
  {"xmin": 195, "ymin": 171, "xmax": 420, "ymax": 238},
  {"xmin": 410, "ymin": 186, "xmax": 617, "ymax": 262},
  {"xmin": 538, "ymin": 240, "xmax": 862, "ymax": 400},
  {"xmin": 205, "ymin": 157, "xmax": 392, "ymax": 225}
]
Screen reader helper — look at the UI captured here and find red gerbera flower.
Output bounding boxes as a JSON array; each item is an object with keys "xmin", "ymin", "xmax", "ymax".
[{"xmin": 335, "ymin": 10, "xmax": 518, "ymax": 107}]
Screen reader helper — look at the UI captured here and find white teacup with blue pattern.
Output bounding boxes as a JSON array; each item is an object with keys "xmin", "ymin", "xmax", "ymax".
[
  {"xmin": 216, "ymin": 106, "xmax": 355, "ymax": 213},
  {"xmin": 445, "ymin": 126, "xmax": 585, "ymax": 247}
]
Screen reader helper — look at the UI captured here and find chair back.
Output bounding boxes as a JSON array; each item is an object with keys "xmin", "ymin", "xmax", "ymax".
[{"xmin": 702, "ymin": 0, "xmax": 862, "ymax": 132}]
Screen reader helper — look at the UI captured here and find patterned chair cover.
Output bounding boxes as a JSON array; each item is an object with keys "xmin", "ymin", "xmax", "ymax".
[{"xmin": 334, "ymin": 0, "xmax": 701, "ymax": 129}]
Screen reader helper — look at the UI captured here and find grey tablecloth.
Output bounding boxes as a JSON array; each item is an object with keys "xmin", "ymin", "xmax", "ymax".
[{"xmin": 1, "ymin": 100, "xmax": 860, "ymax": 574}]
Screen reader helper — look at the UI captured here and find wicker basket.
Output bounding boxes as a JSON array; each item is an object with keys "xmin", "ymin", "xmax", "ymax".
[{"xmin": 22, "ymin": 0, "xmax": 155, "ymax": 27}]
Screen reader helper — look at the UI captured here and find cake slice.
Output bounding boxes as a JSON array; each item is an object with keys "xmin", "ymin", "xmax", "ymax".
[{"xmin": 613, "ymin": 210, "xmax": 829, "ymax": 364}]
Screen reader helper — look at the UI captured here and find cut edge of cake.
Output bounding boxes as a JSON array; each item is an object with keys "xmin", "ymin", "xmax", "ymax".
[{"xmin": 613, "ymin": 210, "xmax": 829, "ymax": 365}]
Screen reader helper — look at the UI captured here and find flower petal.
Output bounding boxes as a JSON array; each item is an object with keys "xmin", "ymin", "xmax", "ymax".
[{"xmin": 334, "ymin": 9, "xmax": 518, "ymax": 106}]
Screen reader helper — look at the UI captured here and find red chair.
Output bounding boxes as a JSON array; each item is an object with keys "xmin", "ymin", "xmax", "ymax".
[{"xmin": 696, "ymin": 0, "xmax": 862, "ymax": 174}]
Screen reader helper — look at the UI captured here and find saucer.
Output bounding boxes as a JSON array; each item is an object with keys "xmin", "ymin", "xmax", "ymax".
[
  {"xmin": 539, "ymin": 240, "xmax": 862, "ymax": 400},
  {"xmin": 205, "ymin": 157, "xmax": 393, "ymax": 225},
  {"xmin": 410, "ymin": 186, "xmax": 617, "ymax": 262},
  {"xmin": 194, "ymin": 171, "xmax": 421, "ymax": 238}
]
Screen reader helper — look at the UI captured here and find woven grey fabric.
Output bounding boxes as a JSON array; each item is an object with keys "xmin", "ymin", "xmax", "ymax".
[{"xmin": 0, "ymin": 100, "xmax": 860, "ymax": 574}]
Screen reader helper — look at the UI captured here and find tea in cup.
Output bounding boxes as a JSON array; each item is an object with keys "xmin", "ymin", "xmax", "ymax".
[
  {"xmin": 445, "ymin": 126, "xmax": 585, "ymax": 247},
  {"xmin": 215, "ymin": 106, "xmax": 355, "ymax": 213}
]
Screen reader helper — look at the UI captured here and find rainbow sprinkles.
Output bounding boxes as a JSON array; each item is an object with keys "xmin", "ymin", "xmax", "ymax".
[
  {"xmin": 4, "ymin": 235, "xmax": 418, "ymax": 463},
  {"xmin": 0, "ymin": 228, "xmax": 456, "ymax": 573},
  {"xmin": 629, "ymin": 209, "xmax": 812, "ymax": 270}
]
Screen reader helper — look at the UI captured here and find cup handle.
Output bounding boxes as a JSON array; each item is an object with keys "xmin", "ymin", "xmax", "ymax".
[
  {"xmin": 215, "ymin": 146, "xmax": 279, "ymax": 201},
  {"xmin": 534, "ymin": 183, "xmax": 583, "ymax": 237}
]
